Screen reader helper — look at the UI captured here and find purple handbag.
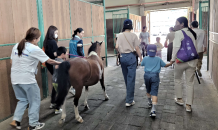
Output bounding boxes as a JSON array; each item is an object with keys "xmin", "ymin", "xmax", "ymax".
[{"xmin": 176, "ymin": 30, "xmax": 199, "ymax": 63}]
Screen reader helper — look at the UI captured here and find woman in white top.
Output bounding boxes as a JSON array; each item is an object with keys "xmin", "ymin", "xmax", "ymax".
[
  {"xmin": 10, "ymin": 27, "xmax": 60, "ymax": 130},
  {"xmin": 171, "ymin": 17, "xmax": 197, "ymax": 112}
]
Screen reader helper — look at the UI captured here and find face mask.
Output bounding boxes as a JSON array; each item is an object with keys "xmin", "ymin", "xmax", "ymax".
[{"xmin": 54, "ymin": 34, "xmax": 58, "ymax": 39}]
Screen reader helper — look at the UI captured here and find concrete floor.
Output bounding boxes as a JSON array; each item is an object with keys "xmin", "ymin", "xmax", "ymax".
[{"xmin": 0, "ymin": 49, "xmax": 217, "ymax": 130}]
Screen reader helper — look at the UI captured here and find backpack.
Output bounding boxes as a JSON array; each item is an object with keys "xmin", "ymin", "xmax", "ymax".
[{"xmin": 176, "ymin": 30, "xmax": 199, "ymax": 63}]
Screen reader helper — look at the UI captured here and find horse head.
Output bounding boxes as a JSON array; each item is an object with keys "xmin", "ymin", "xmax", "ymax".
[{"xmin": 88, "ymin": 41, "xmax": 103, "ymax": 57}]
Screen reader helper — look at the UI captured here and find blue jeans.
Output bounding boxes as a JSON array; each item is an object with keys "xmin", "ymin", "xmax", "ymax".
[
  {"xmin": 120, "ymin": 53, "xmax": 137, "ymax": 103},
  {"xmin": 12, "ymin": 83, "xmax": 41, "ymax": 127},
  {"xmin": 144, "ymin": 72, "xmax": 160, "ymax": 96}
]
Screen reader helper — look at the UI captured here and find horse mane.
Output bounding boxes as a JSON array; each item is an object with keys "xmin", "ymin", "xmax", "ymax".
[{"xmin": 88, "ymin": 41, "xmax": 98, "ymax": 55}]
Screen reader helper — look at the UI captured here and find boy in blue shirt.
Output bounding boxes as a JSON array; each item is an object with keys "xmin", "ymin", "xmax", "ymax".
[{"xmin": 141, "ymin": 44, "xmax": 172, "ymax": 117}]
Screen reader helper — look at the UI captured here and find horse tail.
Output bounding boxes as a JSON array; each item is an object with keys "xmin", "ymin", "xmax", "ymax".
[{"xmin": 55, "ymin": 61, "xmax": 71, "ymax": 108}]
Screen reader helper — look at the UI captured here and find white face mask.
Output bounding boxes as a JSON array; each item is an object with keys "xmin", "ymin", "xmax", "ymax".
[{"xmin": 54, "ymin": 34, "xmax": 58, "ymax": 39}]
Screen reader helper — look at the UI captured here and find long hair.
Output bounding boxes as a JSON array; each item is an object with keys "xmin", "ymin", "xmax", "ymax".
[
  {"xmin": 177, "ymin": 17, "xmax": 197, "ymax": 40},
  {"xmin": 43, "ymin": 25, "xmax": 58, "ymax": 50},
  {"xmin": 72, "ymin": 28, "xmax": 83, "ymax": 38},
  {"xmin": 17, "ymin": 27, "xmax": 41, "ymax": 57},
  {"xmin": 55, "ymin": 61, "xmax": 71, "ymax": 108}
]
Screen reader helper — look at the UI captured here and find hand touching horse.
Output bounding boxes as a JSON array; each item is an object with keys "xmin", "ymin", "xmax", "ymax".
[{"xmin": 55, "ymin": 41, "xmax": 109, "ymax": 124}]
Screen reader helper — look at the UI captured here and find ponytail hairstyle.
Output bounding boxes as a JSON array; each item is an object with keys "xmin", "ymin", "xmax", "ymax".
[
  {"xmin": 72, "ymin": 28, "xmax": 84, "ymax": 38},
  {"xmin": 177, "ymin": 17, "xmax": 197, "ymax": 40},
  {"xmin": 43, "ymin": 25, "xmax": 58, "ymax": 50},
  {"xmin": 17, "ymin": 27, "xmax": 41, "ymax": 57}
]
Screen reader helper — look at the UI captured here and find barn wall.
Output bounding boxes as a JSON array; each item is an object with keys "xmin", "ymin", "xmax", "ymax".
[{"xmin": 209, "ymin": 0, "xmax": 218, "ymax": 89}]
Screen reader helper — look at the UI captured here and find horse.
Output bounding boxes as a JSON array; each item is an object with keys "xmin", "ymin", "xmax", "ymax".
[{"xmin": 55, "ymin": 41, "xmax": 109, "ymax": 124}]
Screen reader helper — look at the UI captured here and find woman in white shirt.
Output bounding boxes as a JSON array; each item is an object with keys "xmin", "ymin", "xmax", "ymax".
[
  {"xmin": 10, "ymin": 27, "xmax": 60, "ymax": 130},
  {"xmin": 171, "ymin": 17, "xmax": 197, "ymax": 112}
]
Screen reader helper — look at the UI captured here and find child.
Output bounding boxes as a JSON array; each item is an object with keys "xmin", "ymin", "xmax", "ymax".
[
  {"xmin": 141, "ymin": 44, "xmax": 172, "ymax": 117},
  {"xmin": 154, "ymin": 37, "xmax": 164, "ymax": 58},
  {"xmin": 51, "ymin": 46, "xmax": 67, "ymax": 114}
]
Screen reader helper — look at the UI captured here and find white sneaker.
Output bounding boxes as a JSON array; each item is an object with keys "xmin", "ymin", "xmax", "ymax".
[
  {"xmin": 125, "ymin": 101, "xmax": 135, "ymax": 107},
  {"xmin": 29, "ymin": 123, "xmax": 45, "ymax": 130},
  {"xmin": 50, "ymin": 103, "xmax": 56, "ymax": 109},
  {"xmin": 55, "ymin": 109, "xmax": 62, "ymax": 114},
  {"xmin": 174, "ymin": 98, "xmax": 184, "ymax": 106},
  {"xmin": 69, "ymin": 88, "xmax": 75, "ymax": 96}
]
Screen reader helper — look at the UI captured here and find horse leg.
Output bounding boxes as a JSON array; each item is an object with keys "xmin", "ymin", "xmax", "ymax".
[
  {"xmin": 84, "ymin": 86, "xmax": 89, "ymax": 109},
  {"xmin": 74, "ymin": 86, "xmax": 83, "ymax": 123},
  {"xmin": 59, "ymin": 98, "xmax": 67, "ymax": 125},
  {"xmin": 100, "ymin": 74, "xmax": 109, "ymax": 100}
]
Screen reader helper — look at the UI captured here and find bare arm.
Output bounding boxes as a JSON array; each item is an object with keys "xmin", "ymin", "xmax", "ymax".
[
  {"xmin": 46, "ymin": 59, "xmax": 61, "ymax": 65},
  {"xmin": 135, "ymin": 46, "xmax": 142, "ymax": 62},
  {"xmin": 165, "ymin": 61, "xmax": 174, "ymax": 67},
  {"xmin": 164, "ymin": 39, "xmax": 168, "ymax": 47}
]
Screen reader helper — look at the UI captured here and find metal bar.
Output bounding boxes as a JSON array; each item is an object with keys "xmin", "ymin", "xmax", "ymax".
[
  {"xmin": 199, "ymin": 1, "xmax": 202, "ymax": 29},
  {"xmin": 106, "ymin": 0, "xmax": 188, "ymax": 9},
  {"xmin": 113, "ymin": 13, "xmax": 128, "ymax": 16},
  {"xmin": 207, "ymin": 0, "xmax": 210, "ymax": 71},
  {"xmin": 127, "ymin": 7, "xmax": 130, "ymax": 19},
  {"xmin": 37, "ymin": 0, "xmax": 48, "ymax": 98},
  {"xmin": 0, "ymin": 43, "xmax": 16, "ymax": 47},
  {"xmin": 103, "ymin": 0, "xmax": 108, "ymax": 66},
  {"xmin": 0, "ymin": 57, "xmax": 10, "ymax": 61},
  {"xmin": 69, "ymin": 0, "xmax": 73, "ymax": 36},
  {"xmin": 106, "ymin": 9, "xmax": 128, "ymax": 12},
  {"xmin": 89, "ymin": 0, "xmax": 103, "ymax": 4},
  {"xmin": 91, "ymin": 5, "xmax": 94, "ymax": 42},
  {"xmin": 77, "ymin": 0, "xmax": 103, "ymax": 7}
]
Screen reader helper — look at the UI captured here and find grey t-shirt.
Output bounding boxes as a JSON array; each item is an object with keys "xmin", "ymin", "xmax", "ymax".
[
  {"xmin": 52, "ymin": 58, "xmax": 64, "ymax": 83},
  {"xmin": 139, "ymin": 32, "xmax": 150, "ymax": 44}
]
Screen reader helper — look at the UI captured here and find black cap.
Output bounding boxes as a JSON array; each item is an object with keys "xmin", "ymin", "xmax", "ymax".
[{"xmin": 123, "ymin": 19, "xmax": 133, "ymax": 30}]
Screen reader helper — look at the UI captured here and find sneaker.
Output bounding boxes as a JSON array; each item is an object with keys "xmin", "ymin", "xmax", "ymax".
[
  {"xmin": 125, "ymin": 100, "xmax": 135, "ymax": 107},
  {"xmin": 150, "ymin": 111, "xmax": 156, "ymax": 117},
  {"xmin": 29, "ymin": 123, "xmax": 45, "ymax": 130},
  {"xmin": 175, "ymin": 98, "xmax": 184, "ymax": 106},
  {"xmin": 10, "ymin": 120, "xmax": 21, "ymax": 130},
  {"xmin": 50, "ymin": 103, "xmax": 56, "ymax": 109},
  {"xmin": 148, "ymin": 102, "xmax": 152, "ymax": 108},
  {"xmin": 197, "ymin": 69, "xmax": 202, "ymax": 77},
  {"xmin": 69, "ymin": 87, "xmax": 75, "ymax": 96},
  {"xmin": 55, "ymin": 109, "xmax": 62, "ymax": 114},
  {"xmin": 186, "ymin": 105, "xmax": 192, "ymax": 112}
]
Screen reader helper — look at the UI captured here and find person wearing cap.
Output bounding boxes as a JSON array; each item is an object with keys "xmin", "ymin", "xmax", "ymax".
[
  {"xmin": 141, "ymin": 44, "xmax": 173, "ymax": 117},
  {"xmin": 116, "ymin": 19, "xmax": 142, "ymax": 107},
  {"xmin": 191, "ymin": 21, "xmax": 207, "ymax": 77}
]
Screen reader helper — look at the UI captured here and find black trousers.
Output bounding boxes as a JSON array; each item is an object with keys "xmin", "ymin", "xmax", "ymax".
[{"xmin": 46, "ymin": 62, "xmax": 57, "ymax": 104}]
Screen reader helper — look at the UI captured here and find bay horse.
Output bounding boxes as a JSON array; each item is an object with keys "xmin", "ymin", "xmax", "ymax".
[{"xmin": 55, "ymin": 41, "xmax": 109, "ymax": 124}]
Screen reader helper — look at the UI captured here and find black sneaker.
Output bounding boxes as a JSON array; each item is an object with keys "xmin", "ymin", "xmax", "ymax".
[
  {"xmin": 148, "ymin": 102, "xmax": 152, "ymax": 108},
  {"xmin": 150, "ymin": 111, "xmax": 156, "ymax": 117},
  {"xmin": 10, "ymin": 121, "xmax": 21, "ymax": 130},
  {"xmin": 29, "ymin": 123, "xmax": 45, "ymax": 130}
]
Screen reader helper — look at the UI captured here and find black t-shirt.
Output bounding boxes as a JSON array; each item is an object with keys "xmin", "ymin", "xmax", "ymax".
[{"xmin": 45, "ymin": 39, "xmax": 58, "ymax": 59}]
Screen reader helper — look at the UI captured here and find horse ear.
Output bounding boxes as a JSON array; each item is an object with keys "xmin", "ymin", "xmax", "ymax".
[
  {"xmin": 100, "ymin": 41, "xmax": 103, "ymax": 45},
  {"xmin": 91, "ymin": 42, "xmax": 94, "ymax": 44}
]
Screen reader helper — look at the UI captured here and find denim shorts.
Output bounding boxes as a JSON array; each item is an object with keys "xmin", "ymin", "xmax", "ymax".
[{"xmin": 144, "ymin": 72, "xmax": 160, "ymax": 96}]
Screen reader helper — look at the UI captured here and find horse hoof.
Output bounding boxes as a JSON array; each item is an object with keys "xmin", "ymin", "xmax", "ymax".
[
  {"xmin": 59, "ymin": 118, "xmax": 65, "ymax": 125},
  {"xmin": 84, "ymin": 105, "xmax": 90, "ymax": 110},
  {"xmin": 76, "ymin": 116, "xmax": 83, "ymax": 123},
  {"xmin": 105, "ymin": 96, "xmax": 109, "ymax": 101}
]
